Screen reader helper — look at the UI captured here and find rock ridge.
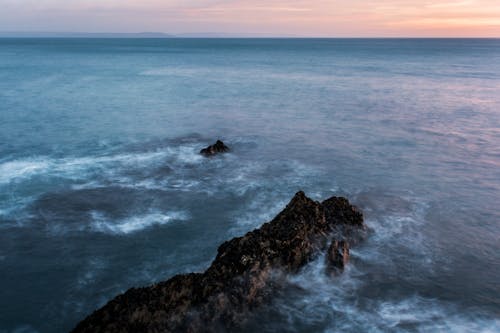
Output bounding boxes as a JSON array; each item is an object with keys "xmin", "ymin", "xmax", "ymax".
[{"xmin": 72, "ymin": 191, "xmax": 364, "ymax": 333}]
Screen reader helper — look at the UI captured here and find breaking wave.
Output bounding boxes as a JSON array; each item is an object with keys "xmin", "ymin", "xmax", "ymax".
[{"xmin": 90, "ymin": 210, "xmax": 189, "ymax": 235}]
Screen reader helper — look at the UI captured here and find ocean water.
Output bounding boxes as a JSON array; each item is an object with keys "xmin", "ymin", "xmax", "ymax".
[{"xmin": 0, "ymin": 38, "xmax": 499, "ymax": 333}]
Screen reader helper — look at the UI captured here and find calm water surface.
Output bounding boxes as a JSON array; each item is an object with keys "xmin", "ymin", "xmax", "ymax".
[{"xmin": 0, "ymin": 38, "xmax": 499, "ymax": 332}]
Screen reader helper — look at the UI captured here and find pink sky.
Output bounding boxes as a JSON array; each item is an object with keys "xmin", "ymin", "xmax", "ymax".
[{"xmin": 1, "ymin": 0, "xmax": 499, "ymax": 37}]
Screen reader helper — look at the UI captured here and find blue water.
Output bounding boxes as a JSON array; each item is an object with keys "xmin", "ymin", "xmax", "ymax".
[{"xmin": 0, "ymin": 38, "xmax": 499, "ymax": 333}]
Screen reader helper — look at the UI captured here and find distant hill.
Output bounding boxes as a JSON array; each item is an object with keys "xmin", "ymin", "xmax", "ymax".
[
  {"xmin": 0, "ymin": 32, "xmax": 297, "ymax": 38},
  {"xmin": 175, "ymin": 32, "xmax": 297, "ymax": 38},
  {"xmin": 0, "ymin": 32, "xmax": 173, "ymax": 38}
]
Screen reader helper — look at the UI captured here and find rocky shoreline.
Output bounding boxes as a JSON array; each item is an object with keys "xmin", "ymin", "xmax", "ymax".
[{"xmin": 72, "ymin": 191, "xmax": 365, "ymax": 332}]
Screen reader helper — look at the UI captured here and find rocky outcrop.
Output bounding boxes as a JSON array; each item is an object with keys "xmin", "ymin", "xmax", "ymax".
[
  {"xmin": 200, "ymin": 140, "xmax": 229, "ymax": 156},
  {"xmin": 72, "ymin": 191, "xmax": 364, "ymax": 333}
]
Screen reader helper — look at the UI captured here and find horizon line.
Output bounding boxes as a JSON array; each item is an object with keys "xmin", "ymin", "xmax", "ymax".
[
  {"xmin": 0, "ymin": 31, "xmax": 500, "ymax": 39},
  {"xmin": 0, "ymin": 31, "xmax": 499, "ymax": 39}
]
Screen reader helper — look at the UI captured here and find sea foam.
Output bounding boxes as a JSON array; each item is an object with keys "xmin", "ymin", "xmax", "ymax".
[
  {"xmin": 0, "ymin": 159, "xmax": 51, "ymax": 184},
  {"xmin": 0, "ymin": 144, "xmax": 201, "ymax": 186},
  {"xmin": 90, "ymin": 210, "xmax": 189, "ymax": 235}
]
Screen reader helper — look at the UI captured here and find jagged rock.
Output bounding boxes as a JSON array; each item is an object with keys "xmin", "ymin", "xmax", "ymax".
[
  {"xmin": 72, "ymin": 191, "xmax": 364, "ymax": 333},
  {"xmin": 200, "ymin": 140, "xmax": 229, "ymax": 156},
  {"xmin": 322, "ymin": 196, "xmax": 366, "ymax": 245},
  {"xmin": 327, "ymin": 240, "xmax": 349, "ymax": 273}
]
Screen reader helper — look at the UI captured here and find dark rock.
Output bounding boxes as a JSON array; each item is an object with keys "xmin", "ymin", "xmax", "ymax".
[
  {"xmin": 322, "ymin": 196, "xmax": 366, "ymax": 245},
  {"xmin": 72, "ymin": 191, "xmax": 364, "ymax": 333},
  {"xmin": 326, "ymin": 240, "xmax": 349, "ymax": 273},
  {"xmin": 200, "ymin": 140, "xmax": 229, "ymax": 156}
]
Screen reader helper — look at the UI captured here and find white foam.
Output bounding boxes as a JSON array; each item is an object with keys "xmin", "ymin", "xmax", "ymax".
[
  {"xmin": 166, "ymin": 145, "xmax": 203, "ymax": 164},
  {"xmin": 90, "ymin": 210, "xmax": 189, "ymax": 235},
  {"xmin": 279, "ymin": 256, "xmax": 500, "ymax": 332},
  {"xmin": 0, "ymin": 159, "xmax": 51, "ymax": 184},
  {"xmin": 273, "ymin": 247, "xmax": 500, "ymax": 333},
  {"xmin": 375, "ymin": 296, "xmax": 500, "ymax": 333},
  {"xmin": 0, "ymin": 143, "xmax": 201, "ymax": 224},
  {"xmin": 55, "ymin": 150, "xmax": 167, "ymax": 173},
  {"xmin": 353, "ymin": 196, "xmax": 435, "ymax": 270},
  {"xmin": 0, "ymin": 145, "xmax": 201, "ymax": 185}
]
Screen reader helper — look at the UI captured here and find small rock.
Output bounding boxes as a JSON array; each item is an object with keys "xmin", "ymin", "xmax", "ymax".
[
  {"xmin": 327, "ymin": 240, "xmax": 349, "ymax": 273},
  {"xmin": 200, "ymin": 140, "xmax": 229, "ymax": 156}
]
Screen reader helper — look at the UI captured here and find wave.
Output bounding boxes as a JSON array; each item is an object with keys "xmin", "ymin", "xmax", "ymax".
[
  {"xmin": 241, "ymin": 189, "xmax": 490, "ymax": 332},
  {"xmin": 0, "ymin": 142, "xmax": 204, "ymax": 221},
  {"xmin": 2, "ymin": 136, "xmax": 330, "ymax": 240},
  {"xmin": 90, "ymin": 210, "xmax": 189, "ymax": 235},
  {"xmin": 0, "ymin": 159, "xmax": 51, "ymax": 184},
  {"xmin": 0, "ymin": 144, "xmax": 202, "ymax": 186},
  {"xmin": 244, "ymin": 187, "xmax": 498, "ymax": 333},
  {"xmin": 256, "ymin": 255, "xmax": 500, "ymax": 333},
  {"xmin": 374, "ymin": 297, "xmax": 499, "ymax": 332}
]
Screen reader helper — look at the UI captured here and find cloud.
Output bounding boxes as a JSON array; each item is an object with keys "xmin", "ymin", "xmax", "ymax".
[{"xmin": 0, "ymin": 0, "xmax": 499, "ymax": 36}]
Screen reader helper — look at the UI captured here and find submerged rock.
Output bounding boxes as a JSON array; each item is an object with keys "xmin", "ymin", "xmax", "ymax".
[
  {"xmin": 200, "ymin": 140, "xmax": 229, "ymax": 156},
  {"xmin": 72, "ymin": 191, "xmax": 364, "ymax": 333}
]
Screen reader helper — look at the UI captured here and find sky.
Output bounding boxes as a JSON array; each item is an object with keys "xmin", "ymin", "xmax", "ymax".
[{"xmin": 0, "ymin": 0, "xmax": 499, "ymax": 37}]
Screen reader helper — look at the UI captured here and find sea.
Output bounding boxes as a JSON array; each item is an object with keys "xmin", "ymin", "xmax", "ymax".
[{"xmin": 0, "ymin": 38, "xmax": 499, "ymax": 333}]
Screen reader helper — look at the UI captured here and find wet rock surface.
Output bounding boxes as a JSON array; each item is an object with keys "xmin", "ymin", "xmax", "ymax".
[
  {"xmin": 72, "ymin": 191, "xmax": 365, "ymax": 333},
  {"xmin": 200, "ymin": 140, "xmax": 229, "ymax": 156},
  {"xmin": 327, "ymin": 240, "xmax": 350, "ymax": 273}
]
